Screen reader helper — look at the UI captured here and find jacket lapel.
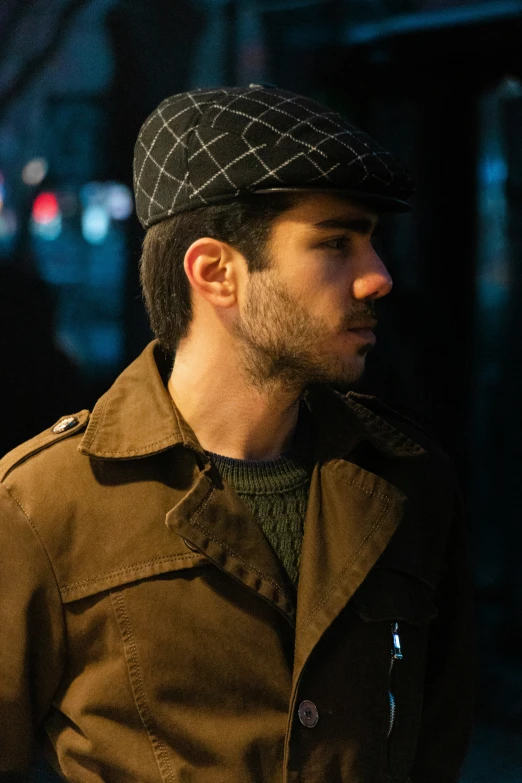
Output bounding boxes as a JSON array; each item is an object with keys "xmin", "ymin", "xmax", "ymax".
[
  {"xmin": 293, "ymin": 458, "xmax": 407, "ymax": 679},
  {"xmin": 165, "ymin": 461, "xmax": 297, "ymax": 625},
  {"xmin": 292, "ymin": 386, "xmax": 427, "ymax": 682}
]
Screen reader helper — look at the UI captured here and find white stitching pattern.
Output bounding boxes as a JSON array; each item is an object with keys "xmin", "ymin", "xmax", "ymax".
[{"xmin": 133, "ymin": 88, "xmax": 413, "ymax": 226}]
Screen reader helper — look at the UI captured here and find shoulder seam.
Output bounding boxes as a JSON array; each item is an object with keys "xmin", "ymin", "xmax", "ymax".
[{"xmin": 2, "ymin": 483, "xmax": 65, "ymax": 608}]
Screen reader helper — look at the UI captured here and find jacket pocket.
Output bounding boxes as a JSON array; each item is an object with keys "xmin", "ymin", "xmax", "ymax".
[{"xmin": 351, "ymin": 567, "xmax": 438, "ymax": 782}]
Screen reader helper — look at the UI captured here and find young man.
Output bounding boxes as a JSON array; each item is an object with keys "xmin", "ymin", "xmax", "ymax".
[{"xmin": 0, "ymin": 86, "xmax": 473, "ymax": 782}]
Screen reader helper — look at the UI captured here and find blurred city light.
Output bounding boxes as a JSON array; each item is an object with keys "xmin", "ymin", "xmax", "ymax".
[
  {"xmin": 32, "ymin": 192, "xmax": 60, "ymax": 224},
  {"xmin": 80, "ymin": 181, "xmax": 106, "ymax": 207},
  {"xmin": 479, "ymin": 156, "xmax": 508, "ymax": 186},
  {"xmin": 0, "ymin": 172, "xmax": 4, "ymax": 213},
  {"xmin": 0, "ymin": 208, "xmax": 17, "ymax": 240},
  {"xmin": 80, "ymin": 180, "xmax": 133, "ymax": 218},
  {"xmin": 82, "ymin": 203, "xmax": 109, "ymax": 244},
  {"xmin": 31, "ymin": 215, "xmax": 62, "ymax": 241},
  {"xmin": 106, "ymin": 182, "xmax": 133, "ymax": 220},
  {"xmin": 22, "ymin": 157, "xmax": 49, "ymax": 186},
  {"xmin": 31, "ymin": 192, "xmax": 62, "ymax": 241}
]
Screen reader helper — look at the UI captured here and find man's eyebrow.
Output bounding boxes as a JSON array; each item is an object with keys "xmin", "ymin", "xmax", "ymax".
[{"xmin": 312, "ymin": 217, "xmax": 379, "ymax": 234}]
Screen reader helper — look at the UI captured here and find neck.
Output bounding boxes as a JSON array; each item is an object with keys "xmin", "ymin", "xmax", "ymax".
[{"xmin": 168, "ymin": 336, "xmax": 301, "ymax": 461}]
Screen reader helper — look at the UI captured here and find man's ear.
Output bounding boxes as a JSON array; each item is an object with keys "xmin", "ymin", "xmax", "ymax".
[{"xmin": 183, "ymin": 237, "xmax": 241, "ymax": 309}]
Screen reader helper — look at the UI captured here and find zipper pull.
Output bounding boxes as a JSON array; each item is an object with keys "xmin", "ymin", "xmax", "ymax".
[{"xmin": 392, "ymin": 622, "xmax": 403, "ymax": 660}]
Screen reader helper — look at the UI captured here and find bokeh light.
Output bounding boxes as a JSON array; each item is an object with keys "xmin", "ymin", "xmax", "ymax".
[
  {"xmin": 106, "ymin": 183, "xmax": 133, "ymax": 220},
  {"xmin": 82, "ymin": 203, "xmax": 110, "ymax": 244},
  {"xmin": 0, "ymin": 208, "xmax": 17, "ymax": 240},
  {"xmin": 80, "ymin": 181, "xmax": 106, "ymax": 207},
  {"xmin": 31, "ymin": 192, "xmax": 62, "ymax": 240},
  {"xmin": 22, "ymin": 157, "xmax": 49, "ymax": 186},
  {"xmin": 32, "ymin": 192, "xmax": 60, "ymax": 224}
]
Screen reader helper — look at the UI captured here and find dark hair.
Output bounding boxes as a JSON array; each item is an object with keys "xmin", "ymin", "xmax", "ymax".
[{"xmin": 139, "ymin": 193, "xmax": 298, "ymax": 355}]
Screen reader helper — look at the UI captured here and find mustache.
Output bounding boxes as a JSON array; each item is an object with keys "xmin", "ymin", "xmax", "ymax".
[{"xmin": 341, "ymin": 304, "xmax": 378, "ymax": 331}]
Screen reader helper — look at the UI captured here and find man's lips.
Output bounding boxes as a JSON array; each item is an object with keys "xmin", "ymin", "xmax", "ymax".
[{"xmin": 345, "ymin": 322, "xmax": 378, "ymax": 342}]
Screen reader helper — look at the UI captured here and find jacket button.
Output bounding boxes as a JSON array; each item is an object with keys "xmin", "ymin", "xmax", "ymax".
[
  {"xmin": 298, "ymin": 700, "xmax": 319, "ymax": 728},
  {"xmin": 52, "ymin": 416, "xmax": 79, "ymax": 434}
]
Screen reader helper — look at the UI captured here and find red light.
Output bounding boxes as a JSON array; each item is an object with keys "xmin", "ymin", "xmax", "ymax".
[{"xmin": 32, "ymin": 192, "xmax": 59, "ymax": 224}]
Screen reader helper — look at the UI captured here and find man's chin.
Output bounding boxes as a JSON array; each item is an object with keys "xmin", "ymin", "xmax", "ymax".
[
  {"xmin": 302, "ymin": 358, "xmax": 367, "ymax": 391},
  {"xmin": 330, "ymin": 356, "xmax": 368, "ymax": 389}
]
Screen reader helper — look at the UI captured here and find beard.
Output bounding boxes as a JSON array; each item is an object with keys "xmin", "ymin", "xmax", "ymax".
[{"xmin": 231, "ymin": 266, "xmax": 377, "ymax": 396}]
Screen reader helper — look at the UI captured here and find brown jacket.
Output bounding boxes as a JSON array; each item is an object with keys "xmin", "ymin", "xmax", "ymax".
[{"xmin": 0, "ymin": 341, "xmax": 473, "ymax": 783}]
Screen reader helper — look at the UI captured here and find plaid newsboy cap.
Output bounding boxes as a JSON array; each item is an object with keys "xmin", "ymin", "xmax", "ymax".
[{"xmin": 133, "ymin": 85, "xmax": 415, "ymax": 228}]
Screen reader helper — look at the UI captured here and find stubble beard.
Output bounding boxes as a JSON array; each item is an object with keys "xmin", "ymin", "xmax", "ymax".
[{"xmin": 232, "ymin": 268, "xmax": 374, "ymax": 397}]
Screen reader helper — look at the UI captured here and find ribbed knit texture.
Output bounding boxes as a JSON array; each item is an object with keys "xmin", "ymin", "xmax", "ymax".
[{"xmin": 206, "ymin": 403, "xmax": 314, "ymax": 586}]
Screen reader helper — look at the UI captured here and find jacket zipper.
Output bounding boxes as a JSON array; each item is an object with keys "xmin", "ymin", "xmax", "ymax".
[{"xmin": 388, "ymin": 622, "xmax": 402, "ymax": 738}]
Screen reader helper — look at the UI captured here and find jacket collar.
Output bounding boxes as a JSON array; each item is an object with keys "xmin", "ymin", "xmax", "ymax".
[
  {"xmin": 79, "ymin": 341, "xmax": 427, "ymax": 461},
  {"xmin": 79, "ymin": 341, "xmax": 204, "ymax": 460}
]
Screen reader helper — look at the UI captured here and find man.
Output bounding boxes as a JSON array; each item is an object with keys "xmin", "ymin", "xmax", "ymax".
[{"xmin": 0, "ymin": 86, "xmax": 473, "ymax": 782}]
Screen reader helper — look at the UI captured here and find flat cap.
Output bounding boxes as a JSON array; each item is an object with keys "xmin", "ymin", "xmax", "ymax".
[{"xmin": 133, "ymin": 85, "xmax": 415, "ymax": 228}]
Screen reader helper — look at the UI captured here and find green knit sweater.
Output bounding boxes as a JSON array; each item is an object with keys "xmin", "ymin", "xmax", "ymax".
[{"xmin": 206, "ymin": 405, "xmax": 314, "ymax": 586}]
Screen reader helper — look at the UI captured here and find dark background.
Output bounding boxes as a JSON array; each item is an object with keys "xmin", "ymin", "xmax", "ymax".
[{"xmin": 1, "ymin": 0, "xmax": 521, "ymax": 779}]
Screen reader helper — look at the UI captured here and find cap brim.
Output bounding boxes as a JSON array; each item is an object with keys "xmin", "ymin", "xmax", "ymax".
[{"xmin": 253, "ymin": 186, "xmax": 412, "ymax": 213}]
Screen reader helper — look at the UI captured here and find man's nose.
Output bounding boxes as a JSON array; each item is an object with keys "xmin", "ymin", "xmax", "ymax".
[{"xmin": 351, "ymin": 246, "xmax": 393, "ymax": 301}]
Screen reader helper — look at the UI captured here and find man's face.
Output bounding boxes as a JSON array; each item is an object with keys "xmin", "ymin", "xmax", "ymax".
[{"xmin": 232, "ymin": 193, "xmax": 393, "ymax": 393}]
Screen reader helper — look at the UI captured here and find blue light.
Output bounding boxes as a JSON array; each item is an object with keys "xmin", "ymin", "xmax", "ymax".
[
  {"xmin": 88, "ymin": 323, "xmax": 123, "ymax": 367},
  {"xmin": 82, "ymin": 204, "xmax": 109, "ymax": 244},
  {"xmin": 106, "ymin": 183, "xmax": 133, "ymax": 220},
  {"xmin": 80, "ymin": 181, "xmax": 106, "ymax": 206},
  {"xmin": 478, "ymin": 156, "xmax": 508, "ymax": 186},
  {"xmin": 343, "ymin": 1, "xmax": 522, "ymax": 45},
  {"xmin": 30, "ymin": 214, "xmax": 62, "ymax": 241},
  {"xmin": 0, "ymin": 208, "xmax": 17, "ymax": 242}
]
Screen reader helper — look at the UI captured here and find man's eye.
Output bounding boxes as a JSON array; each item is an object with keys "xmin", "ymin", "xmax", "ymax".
[{"xmin": 323, "ymin": 236, "xmax": 349, "ymax": 252}]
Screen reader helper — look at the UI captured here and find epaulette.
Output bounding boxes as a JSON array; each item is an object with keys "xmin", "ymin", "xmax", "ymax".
[
  {"xmin": 346, "ymin": 392, "xmax": 446, "ymax": 457},
  {"xmin": 0, "ymin": 410, "xmax": 90, "ymax": 482}
]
